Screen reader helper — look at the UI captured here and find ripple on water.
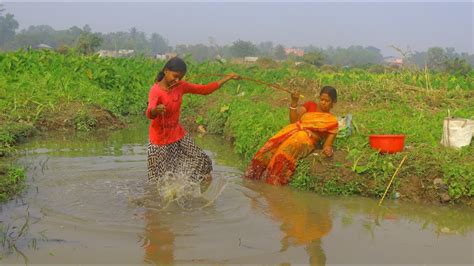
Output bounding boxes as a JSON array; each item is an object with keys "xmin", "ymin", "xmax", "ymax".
[{"xmin": 1, "ymin": 130, "xmax": 473, "ymax": 265}]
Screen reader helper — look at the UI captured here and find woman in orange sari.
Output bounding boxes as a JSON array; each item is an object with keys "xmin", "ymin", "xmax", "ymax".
[{"xmin": 244, "ymin": 86, "xmax": 339, "ymax": 185}]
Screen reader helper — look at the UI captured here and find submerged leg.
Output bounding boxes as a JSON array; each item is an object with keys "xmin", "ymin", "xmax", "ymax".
[
  {"xmin": 265, "ymin": 131, "xmax": 316, "ymax": 185},
  {"xmin": 179, "ymin": 134, "xmax": 213, "ymax": 182}
]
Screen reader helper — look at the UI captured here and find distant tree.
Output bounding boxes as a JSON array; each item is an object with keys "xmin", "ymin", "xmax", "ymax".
[
  {"xmin": 149, "ymin": 33, "xmax": 169, "ymax": 54},
  {"xmin": 217, "ymin": 44, "xmax": 233, "ymax": 59},
  {"xmin": 208, "ymin": 36, "xmax": 219, "ymax": 56},
  {"xmin": 175, "ymin": 44, "xmax": 215, "ymax": 62},
  {"xmin": 366, "ymin": 46, "xmax": 381, "ymax": 54},
  {"xmin": 444, "ymin": 57, "xmax": 471, "ymax": 75},
  {"xmin": 133, "ymin": 28, "xmax": 148, "ymax": 53},
  {"xmin": 349, "ymin": 45, "xmax": 383, "ymax": 66},
  {"xmin": 191, "ymin": 44, "xmax": 214, "ymax": 62},
  {"xmin": 274, "ymin": 44, "xmax": 286, "ymax": 60},
  {"xmin": 324, "ymin": 45, "xmax": 383, "ymax": 66},
  {"xmin": 99, "ymin": 28, "xmax": 150, "ymax": 54},
  {"xmin": 445, "ymin": 47, "xmax": 458, "ymax": 59},
  {"xmin": 69, "ymin": 26, "xmax": 82, "ymax": 36},
  {"xmin": 76, "ymin": 32, "xmax": 103, "ymax": 55},
  {"xmin": 54, "ymin": 26, "xmax": 83, "ymax": 47},
  {"xmin": 389, "ymin": 45, "xmax": 412, "ymax": 59},
  {"xmin": 230, "ymin": 39, "xmax": 257, "ymax": 58},
  {"xmin": 303, "ymin": 51, "xmax": 325, "ymax": 67},
  {"xmin": 465, "ymin": 53, "xmax": 474, "ymax": 67},
  {"xmin": 407, "ymin": 47, "xmax": 473, "ymax": 73},
  {"xmin": 0, "ymin": 11, "xmax": 19, "ymax": 47},
  {"xmin": 426, "ymin": 47, "xmax": 447, "ymax": 71},
  {"xmin": 257, "ymin": 41, "xmax": 274, "ymax": 57},
  {"xmin": 389, "ymin": 45, "xmax": 415, "ymax": 69},
  {"xmin": 8, "ymin": 25, "xmax": 56, "ymax": 49},
  {"xmin": 129, "ymin": 27, "xmax": 138, "ymax": 39},
  {"xmin": 406, "ymin": 51, "xmax": 427, "ymax": 68},
  {"xmin": 82, "ymin": 24, "xmax": 92, "ymax": 33},
  {"xmin": 101, "ymin": 31, "xmax": 131, "ymax": 50}
]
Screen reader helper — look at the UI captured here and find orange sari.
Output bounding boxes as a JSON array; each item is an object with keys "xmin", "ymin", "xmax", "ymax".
[{"xmin": 244, "ymin": 111, "xmax": 338, "ymax": 185}]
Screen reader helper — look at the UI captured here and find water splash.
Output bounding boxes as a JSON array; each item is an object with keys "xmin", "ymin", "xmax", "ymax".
[
  {"xmin": 132, "ymin": 172, "xmax": 228, "ymax": 211},
  {"xmin": 157, "ymin": 172, "xmax": 202, "ymax": 208}
]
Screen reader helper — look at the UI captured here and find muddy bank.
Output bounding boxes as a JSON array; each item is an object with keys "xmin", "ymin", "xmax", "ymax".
[
  {"xmin": 0, "ymin": 102, "xmax": 125, "ymax": 202},
  {"xmin": 179, "ymin": 91, "xmax": 473, "ymax": 207},
  {"xmin": 35, "ymin": 102, "xmax": 125, "ymax": 132},
  {"xmin": 301, "ymin": 151, "xmax": 473, "ymax": 206}
]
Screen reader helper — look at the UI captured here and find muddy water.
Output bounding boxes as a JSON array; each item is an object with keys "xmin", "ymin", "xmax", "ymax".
[{"xmin": 1, "ymin": 122, "xmax": 473, "ymax": 265}]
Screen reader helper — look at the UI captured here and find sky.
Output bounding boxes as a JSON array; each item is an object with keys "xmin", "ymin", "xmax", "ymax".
[{"xmin": 2, "ymin": 1, "xmax": 473, "ymax": 56}]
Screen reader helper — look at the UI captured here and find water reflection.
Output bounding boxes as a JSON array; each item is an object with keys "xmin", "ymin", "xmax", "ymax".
[
  {"xmin": 3, "ymin": 121, "xmax": 472, "ymax": 265},
  {"xmin": 142, "ymin": 209, "xmax": 175, "ymax": 265},
  {"xmin": 246, "ymin": 181, "xmax": 332, "ymax": 265}
]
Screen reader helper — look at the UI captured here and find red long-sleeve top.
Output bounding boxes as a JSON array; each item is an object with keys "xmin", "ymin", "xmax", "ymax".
[
  {"xmin": 303, "ymin": 101, "xmax": 318, "ymax": 112},
  {"xmin": 146, "ymin": 81, "xmax": 220, "ymax": 145}
]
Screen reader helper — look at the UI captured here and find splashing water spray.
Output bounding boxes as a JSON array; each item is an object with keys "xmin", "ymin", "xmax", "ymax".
[{"xmin": 154, "ymin": 171, "xmax": 228, "ymax": 210}]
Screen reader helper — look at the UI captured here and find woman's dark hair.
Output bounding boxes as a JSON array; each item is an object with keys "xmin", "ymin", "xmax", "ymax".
[
  {"xmin": 155, "ymin": 57, "xmax": 187, "ymax": 82},
  {"xmin": 320, "ymin": 86, "xmax": 337, "ymax": 102}
]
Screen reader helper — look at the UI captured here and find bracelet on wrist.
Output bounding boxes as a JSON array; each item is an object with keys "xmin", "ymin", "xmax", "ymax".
[{"xmin": 289, "ymin": 105, "xmax": 297, "ymax": 110}]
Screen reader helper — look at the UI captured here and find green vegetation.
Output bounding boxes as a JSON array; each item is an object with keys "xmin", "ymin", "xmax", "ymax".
[
  {"xmin": 0, "ymin": 49, "xmax": 161, "ymax": 201},
  {"xmin": 0, "ymin": 165, "xmax": 27, "ymax": 202},
  {"xmin": 180, "ymin": 60, "xmax": 474, "ymax": 204},
  {"xmin": 0, "ymin": 50, "xmax": 472, "ymax": 205}
]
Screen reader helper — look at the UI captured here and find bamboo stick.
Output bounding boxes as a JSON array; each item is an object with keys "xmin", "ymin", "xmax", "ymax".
[
  {"xmin": 378, "ymin": 155, "xmax": 408, "ymax": 206},
  {"xmin": 187, "ymin": 74, "xmax": 293, "ymax": 94}
]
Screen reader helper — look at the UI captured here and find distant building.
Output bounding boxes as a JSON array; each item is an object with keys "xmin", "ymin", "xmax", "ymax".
[
  {"xmin": 165, "ymin": 53, "xmax": 177, "ymax": 59},
  {"xmin": 98, "ymin": 50, "xmax": 113, "ymax": 57},
  {"xmin": 119, "ymin": 49, "xmax": 134, "ymax": 57},
  {"xmin": 36, "ymin": 44, "xmax": 53, "ymax": 50},
  {"xmin": 284, "ymin": 48, "xmax": 304, "ymax": 57},
  {"xmin": 155, "ymin": 54, "xmax": 167, "ymax": 60},
  {"xmin": 155, "ymin": 53, "xmax": 178, "ymax": 60},
  {"xmin": 98, "ymin": 49, "xmax": 135, "ymax": 58},
  {"xmin": 383, "ymin": 56, "xmax": 403, "ymax": 67},
  {"xmin": 244, "ymin": 56, "xmax": 258, "ymax": 62}
]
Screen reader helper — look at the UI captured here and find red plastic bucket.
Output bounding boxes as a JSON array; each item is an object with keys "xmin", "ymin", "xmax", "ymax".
[{"xmin": 369, "ymin": 134, "xmax": 405, "ymax": 154}]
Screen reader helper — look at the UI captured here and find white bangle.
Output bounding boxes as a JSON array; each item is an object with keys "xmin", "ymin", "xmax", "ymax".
[{"xmin": 289, "ymin": 105, "xmax": 297, "ymax": 110}]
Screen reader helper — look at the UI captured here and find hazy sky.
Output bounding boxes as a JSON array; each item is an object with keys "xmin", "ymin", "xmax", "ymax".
[{"xmin": 3, "ymin": 1, "xmax": 473, "ymax": 56}]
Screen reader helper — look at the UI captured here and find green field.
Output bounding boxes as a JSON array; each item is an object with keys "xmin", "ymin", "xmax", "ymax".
[{"xmin": 1, "ymin": 49, "xmax": 473, "ymax": 204}]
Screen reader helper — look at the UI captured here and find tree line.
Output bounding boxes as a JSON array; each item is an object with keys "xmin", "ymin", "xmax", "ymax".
[{"xmin": 1, "ymin": 7, "xmax": 472, "ymax": 74}]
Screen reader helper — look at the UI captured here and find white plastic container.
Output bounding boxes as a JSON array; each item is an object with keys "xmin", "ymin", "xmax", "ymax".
[{"xmin": 440, "ymin": 118, "xmax": 473, "ymax": 149}]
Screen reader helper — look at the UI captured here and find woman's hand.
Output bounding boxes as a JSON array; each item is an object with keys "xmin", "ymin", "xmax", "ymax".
[
  {"xmin": 216, "ymin": 73, "xmax": 240, "ymax": 87},
  {"xmin": 227, "ymin": 73, "xmax": 240, "ymax": 80},
  {"xmin": 154, "ymin": 104, "xmax": 166, "ymax": 114},
  {"xmin": 290, "ymin": 89, "xmax": 300, "ymax": 106},
  {"xmin": 322, "ymin": 146, "xmax": 334, "ymax": 157}
]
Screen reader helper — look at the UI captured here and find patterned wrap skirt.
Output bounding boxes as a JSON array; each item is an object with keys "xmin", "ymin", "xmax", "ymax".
[{"xmin": 147, "ymin": 134, "xmax": 213, "ymax": 182}]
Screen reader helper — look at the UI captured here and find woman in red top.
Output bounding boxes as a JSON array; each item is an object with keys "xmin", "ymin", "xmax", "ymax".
[{"xmin": 146, "ymin": 57, "xmax": 239, "ymax": 182}]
